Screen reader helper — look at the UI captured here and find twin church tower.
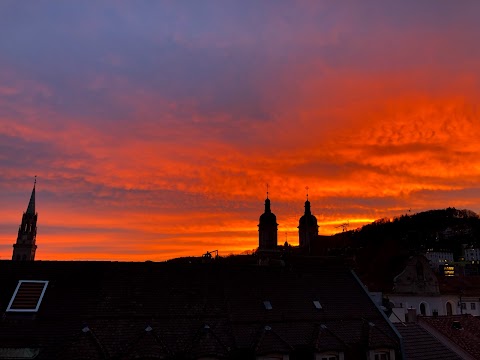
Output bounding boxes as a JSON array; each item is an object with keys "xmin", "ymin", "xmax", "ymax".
[{"xmin": 258, "ymin": 190, "xmax": 319, "ymax": 251}]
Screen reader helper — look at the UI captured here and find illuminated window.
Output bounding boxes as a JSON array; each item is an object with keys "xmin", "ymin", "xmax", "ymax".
[
  {"xmin": 263, "ymin": 300, "xmax": 272, "ymax": 310},
  {"xmin": 444, "ymin": 266, "xmax": 455, "ymax": 277}
]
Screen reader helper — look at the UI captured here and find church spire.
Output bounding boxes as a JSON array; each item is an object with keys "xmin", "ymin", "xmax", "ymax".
[
  {"xmin": 12, "ymin": 177, "xmax": 38, "ymax": 261},
  {"xmin": 26, "ymin": 176, "xmax": 36, "ymax": 215}
]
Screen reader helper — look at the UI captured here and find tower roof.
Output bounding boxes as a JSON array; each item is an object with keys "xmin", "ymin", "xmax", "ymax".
[
  {"xmin": 26, "ymin": 177, "xmax": 36, "ymax": 215},
  {"xmin": 259, "ymin": 197, "xmax": 277, "ymax": 223},
  {"xmin": 299, "ymin": 197, "xmax": 318, "ymax": 227},
  {"xmin": 304, "ymin": 199, "xmax": 311, "ymax": 215}
]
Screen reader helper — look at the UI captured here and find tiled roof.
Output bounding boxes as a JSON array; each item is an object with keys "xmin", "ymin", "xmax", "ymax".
[
  {"xmin": 254, "ymin": 325, "xmax": 293, "ymax": 355},
  {"xmin": 0, "ymin": 259, "xmax": 400, "ymax": 358},
  {"xmin": 394, "ymin": 323, "xmax": 463, "ymax": 360},
  {"xmin": 55, "ymin": 327, "xmax": 109, "ymax": 359},
  {"xmin": 189, "ymin": 323, "xmax": 231, "ymax": 358},
  {"xmin": 438, "ymin": 275, "xmax": 480, "ymax": 296},
  {"xmin": 420, "ymin": 315, "xmax": 480, "ymax": 359},
  {"xmin": 313, "ymin": 324, "xmax": 346, "ymax": 351},
  {"xmin": 121, "ymin": 326, "xmax": 172, "ymax": 359}
]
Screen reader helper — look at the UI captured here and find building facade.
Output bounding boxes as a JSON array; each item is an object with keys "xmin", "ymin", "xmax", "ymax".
[{"xmin": 385, "ymin": 255, "xmax": 480, "ymax": 320}]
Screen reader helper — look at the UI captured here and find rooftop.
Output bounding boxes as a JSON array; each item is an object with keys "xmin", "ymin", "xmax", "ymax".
[{"xmin": 0, "ymin": 259, "xmax": 400, "ymax": 359}]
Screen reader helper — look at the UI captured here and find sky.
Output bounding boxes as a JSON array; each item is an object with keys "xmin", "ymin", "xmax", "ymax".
[{"xmin": 1, "ymin": 1, "xmax": 480, "ymax": 261}]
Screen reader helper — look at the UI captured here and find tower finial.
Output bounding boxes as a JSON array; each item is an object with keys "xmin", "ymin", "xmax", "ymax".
[
  {"xmin": 266, "ymin": 183, "xmax": 269, "ymax": 199},
  {"xmin": 34, "ymin": 175, "xmax": 37, "ymax": 187},
  {"xmin": 305, "ymin": 186, "xmax": 309, "ymax": 201}
]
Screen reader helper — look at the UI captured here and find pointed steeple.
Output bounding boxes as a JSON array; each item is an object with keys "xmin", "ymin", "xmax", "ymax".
[
  {"xmin": 12, "ymin": 177, "xmax": 38, "ymax": 261},
  {"xmin": 26, "ymin": 176, "xmax": 36, "ymax": 215}
]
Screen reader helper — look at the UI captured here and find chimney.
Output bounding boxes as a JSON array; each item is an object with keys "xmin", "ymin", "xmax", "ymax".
[{"xmin": 407, "ymin": 307, "xmax": 417, "ymax": 323}]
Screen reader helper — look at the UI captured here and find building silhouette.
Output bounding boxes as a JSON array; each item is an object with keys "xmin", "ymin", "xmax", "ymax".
[
  {"xmin": 258, "ymin": 191, "xmax": 321, "ymax": 254},
  {"xmin": 12, "ymin": 178, "xmax": 38, "ymax": 261},
  {"xmin": 258, "ymin": 194, "xmax": 278, "ymax": 251},
  {"xmin": 0, "ymin": 258, "xmax": 403, "ymax": 359},
  {"xmin": 298, "ymin": 195, "xmax": 319, "ymax": 249}
]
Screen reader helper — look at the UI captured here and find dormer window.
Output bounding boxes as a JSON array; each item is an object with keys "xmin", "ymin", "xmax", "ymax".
[
  {"xmin": 316, "ymin": 352, "xmax": 344, "ymax": 360},
  {"xmin": 257, "ymin": 354, "xmax": 289, "ymax": 360},
  {"xmin": 6, "ymin": 280, "xmax": 48, "ymax": 312},
  {"xmin": 368, "ymin": 349, "xmax": 395, "ymax": 360},
  {"xmin": 374, "ymin": 353, "xmax": 390, "ymax": 360}
]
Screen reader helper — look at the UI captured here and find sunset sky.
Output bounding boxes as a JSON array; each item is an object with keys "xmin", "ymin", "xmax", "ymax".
[{"xmin": 1, "ymin": 1, "xmax": 480, "ymax": 261}]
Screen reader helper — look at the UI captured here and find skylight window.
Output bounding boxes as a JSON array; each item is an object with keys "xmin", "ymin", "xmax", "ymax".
[
  {"xmin": 6, "ymin": 280, "xmax": 48, "ymax": 312},
  {"xmin": 263, "ymin": 300, "xmax": 272, "ymax": 310},
  {"xmin": 313, "ymin": 300, "xmax": 322, "ymax": 309}
]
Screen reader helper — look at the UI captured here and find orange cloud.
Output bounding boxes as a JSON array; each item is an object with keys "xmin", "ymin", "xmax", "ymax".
[{"xmin": 1, "ymin": 2, "xmax": 480, "ymax": 260}]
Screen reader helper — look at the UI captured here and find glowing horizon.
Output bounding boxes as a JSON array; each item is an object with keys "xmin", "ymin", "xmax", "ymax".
[{"xmin": 1, "ymin": 1, "xmax": 480, "ymax": 261}]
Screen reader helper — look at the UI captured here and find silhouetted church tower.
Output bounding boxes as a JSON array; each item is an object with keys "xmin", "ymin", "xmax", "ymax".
[
  {"xmin": 298, "ymin": 189, "xmax": 318, "ymax": 249},
  {"xmin": 12, "ymin": 177, "xmax": 38, "ymax": 261},
  {"xmin": 258, "ymin": 187, "xmax": 278, "ymax": 250}
]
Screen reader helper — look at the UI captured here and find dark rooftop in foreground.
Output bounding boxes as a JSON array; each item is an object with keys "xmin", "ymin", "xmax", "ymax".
[{"xmin": 0, "ymin": 258, "xmax": 402, "ymax": 359}]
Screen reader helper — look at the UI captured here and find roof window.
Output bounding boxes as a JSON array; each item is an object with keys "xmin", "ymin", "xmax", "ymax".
[
  {"xmin": 313, "ymin": 300, "xmax": 322, "ymax": 309},
  {"xmin": 263, "ymin": 300, "xmax": 273, "ymax": 310},
  {"xmin": 6, "ymin": 280, "xmax": 48, "ymax": 313}
]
